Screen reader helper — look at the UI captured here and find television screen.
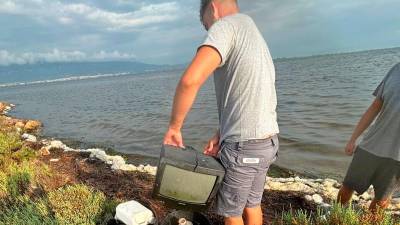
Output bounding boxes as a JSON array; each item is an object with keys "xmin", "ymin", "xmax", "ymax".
[{"xmin": 159, "ymin": 164, "xmax": 217, "ymax": 204}]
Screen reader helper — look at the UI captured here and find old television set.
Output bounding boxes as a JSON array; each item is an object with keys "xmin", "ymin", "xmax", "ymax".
[{"xmin": 152, "ymin": 145, "xmax": 225, "ymax": 211}]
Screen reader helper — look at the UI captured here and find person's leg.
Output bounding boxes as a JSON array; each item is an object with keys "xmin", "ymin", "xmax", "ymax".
[
  {"xmin": 224, "ymin": 216, "xmax": 244, "ymax": 225},
  {"xmin": 243, "ymin": 206, "xmax": 262, "ymax": 225},
  {"xmin": 369, "ymin": 157, "xmax": 400, "ymax": 213},
  {"xmin": 244, "ymin": 136, "xmax": 279, "ymax": 225},
  {"xmin": 215, "ymin": 142, "xmax": 254, "ymax": 222},
  {"xmin": 337, "ymin": 185, "xmax": 355, "ymax": 205},
  {"xmin": 338, "ymin": 148, "xmax": 377, "ymax": 206},
  {"xmin": 369, "ymin": 198, "xmax": 391, "ymax": 212}
]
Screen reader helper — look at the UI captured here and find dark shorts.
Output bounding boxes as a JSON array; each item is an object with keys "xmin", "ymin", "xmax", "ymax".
[
  {"xmin": 215, "ymin": 135, "xmax": 279, "ymax": 218},
  {"xmin": 343, "ymin": 147, "xmax": 400, "ymax": 200}
]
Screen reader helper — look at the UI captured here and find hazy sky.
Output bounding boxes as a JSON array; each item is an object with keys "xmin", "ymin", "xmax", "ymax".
[{"xmin": 0, "ymin": 0, "xmax": 399, "ymax": 65}]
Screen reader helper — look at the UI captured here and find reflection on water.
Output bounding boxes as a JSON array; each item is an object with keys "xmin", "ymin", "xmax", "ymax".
[{"xmin": 1, "ymin": 47, "xmax": 399, "ymax": 178}]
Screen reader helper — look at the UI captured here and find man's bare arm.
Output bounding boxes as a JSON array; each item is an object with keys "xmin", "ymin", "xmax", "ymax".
[
  {"xmin": 163, "ymin": 46, "xmax": 221, "ymax": 147},
  {"xmin": 345, "ymin": 98, "xmax": 383, "ymax": 155}
]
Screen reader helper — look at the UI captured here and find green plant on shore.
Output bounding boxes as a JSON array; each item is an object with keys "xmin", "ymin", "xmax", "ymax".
[
  {"xmin": 48, "ymin": 184, "xmax": 107, "ymax": 225},
  {"xmin": 0, "ymin": 131, "xmax": 37, "ymax": 170},
  {"xmin": 5, "ymin": 161, "xmax": 34, "ymax": 198},
  {"xmin": 277, "ymin": 209, "xmax": 313, "ymax": 225},
  {"xmin": 273, "ymin": 203, "xmax": 400, "ymax": 225},
  {"xmin": 0, "ymin": 195, "xmax": 57, "ymax": 225},
  {"xmin": 0, "ymin": 131, "xmax": 22, "ymax": 155}
]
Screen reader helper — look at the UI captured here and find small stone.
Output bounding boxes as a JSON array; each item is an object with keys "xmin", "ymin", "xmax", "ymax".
[
  {"xmin": 321, "ymin": 203, "xmax": 331, "ymax": 209},
  {"xmin": 49, "ymin": 140, "xmax": 65, "ymax": 149},
  {"xmin": 322, "ymin": 179, "xmax": 338, "ymax": 187},
  {"xmin": 39, "ymin": 147, "xmax": 50, "ymax": 156},
  {"xmin": 312, "ymin": 194, "xmax": 324, "ymax": 204},
  {"xmin": 22, "ymin": 133, "xmax": 37, "ymax": 142},
  {"xmin": 24, "ymin": 120, "xmax": 41, "ymax": 131},
  {"xmin": 360, "ymin": 192, "xmax": 371, "ymax": 201},
  {"xmin": 49, "ymin": 158, "xmax": 59, "ymax": 162},
  {"xmin": 138, "ymin": 165, "xmax": 145, "ymax": 172},
  {"xmin": 305, "ymin": 195, "xmax": 313, "ymax": 202},
  {"xmin": 15, "ymin": 121, "xmax": 25, "ymax": 128},
  {"xmin": 120, "ymin": 164, "xmax": 137, "ymax": 171}
]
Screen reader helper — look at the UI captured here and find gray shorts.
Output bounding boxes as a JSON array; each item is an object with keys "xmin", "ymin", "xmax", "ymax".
[
  {"xmin": 215, "ymin": 135, "xmax": 279, "ymax": 218},
  {"xmin": 343, "ymin": 147, "xmax": 400, "ymax": 200}
]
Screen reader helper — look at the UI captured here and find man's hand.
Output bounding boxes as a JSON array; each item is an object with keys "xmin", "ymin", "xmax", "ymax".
[
  {"xmin": 345, "ymin": 140, "xmax": 356, "ymax": 156},
  {"xmin": 203, "ymin": 133, "xmax": 220, "ymax": 157},
  {"xmin": 163, "ymin": 127, "xmax": 184, "ymax": 148}
]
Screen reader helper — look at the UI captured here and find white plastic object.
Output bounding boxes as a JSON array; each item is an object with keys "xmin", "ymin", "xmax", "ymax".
[
  {"xmin": 178, "ymin": 218, "xmax": 193, "ymax": 225},
  {"xmin": 115, "ymin": 201, "xmax": 155, "ymax": 225}
]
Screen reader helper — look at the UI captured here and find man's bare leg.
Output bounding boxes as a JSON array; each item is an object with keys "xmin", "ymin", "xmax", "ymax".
[
  {"xmin": 337, "ymin": 185, "xmax": 355, "ymax": 205},
  {"xmin": 225, "ymin": 216, "xmax": 244, "ymax": 225},
  {"xmin": 243, "ymin": 206, "xmax": 263, "ymax": 225},
  {"xmin": 369, "ymin": 198, "xmax": 391, "ymax": 212}
]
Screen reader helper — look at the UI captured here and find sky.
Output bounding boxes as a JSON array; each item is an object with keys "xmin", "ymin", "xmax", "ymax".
[{"xmin": 0, "ymin": 0, "xmax": 399, "ymax": 66}]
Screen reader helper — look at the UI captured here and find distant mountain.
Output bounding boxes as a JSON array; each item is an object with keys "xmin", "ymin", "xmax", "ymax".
[{"xmin": 0, "ymin": 61, "xmax": 174, "ymax": 84}]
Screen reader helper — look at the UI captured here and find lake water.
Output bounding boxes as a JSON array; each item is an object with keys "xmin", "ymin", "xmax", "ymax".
[{"xmin": 1, "ymin": 47, "xmax": 399, "ymax": 178}]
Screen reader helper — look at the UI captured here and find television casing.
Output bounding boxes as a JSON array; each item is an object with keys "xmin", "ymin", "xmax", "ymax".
[{"xmin": 152, "ymin": 145, "xmax": 225, "ymax": 211}]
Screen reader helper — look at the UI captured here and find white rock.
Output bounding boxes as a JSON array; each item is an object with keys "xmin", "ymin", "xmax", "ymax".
[
  {"xmin": 322, "ymin": 179, "xmax": 338, "ymax": 188},
  {"xmin": 304, "ymin": 180, "xmax": 321, "ymax": 189},
  {"xmin": 144, "ymin": 165, "xmax": 157, "ymax": 175},
  {"xmin": 21, "ymin": 133, "xmax": 37, "ymax": 142},
  {"xmin": 89, "ymin": 149, "xmax": 108, "ymax": 162},
  {"xmin": 312, "ymin": 194, "xmax": 324, "ymax": 204},
  {"xmin": 305, "ymin": 195, "xmax": 313, "ymax": 202},
  {"xmin": 110, "ymin": 156, "xmax": 126, "ymax": 170},
  {"xmin": 321, "ymin": 203, "xmax": 332, "ymax": 209},
  {"xmin": 49, "ymin": 140, "xmax": 66, "ymax": 149},
  {"xmin": 137, "ymin": 165, "xmax": 145, "ymax": 172},
  {"xmin": 266, "ymin": 181, "xmax": 316, "ymax": 194},
  {"xmin": 359, "ymin": 192, "xmax": 371, "ymax": 201},
  {"xmin": 50, "ymin": 158, "xmax": 60, "ymax": 162},
  {"xmin": 120, "ymin": 164, "xmax": 137, "ymax": 172}
]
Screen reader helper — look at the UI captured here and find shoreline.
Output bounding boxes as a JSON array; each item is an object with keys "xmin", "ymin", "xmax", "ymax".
[{"xmin": 1, "ymin": 101, "xmax": 399, "ymax": 224}]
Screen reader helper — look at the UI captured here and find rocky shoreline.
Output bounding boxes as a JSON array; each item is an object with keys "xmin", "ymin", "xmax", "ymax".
[{"xmin": 1, "ymin": 101, "xmax": 399, "ymax": 224}]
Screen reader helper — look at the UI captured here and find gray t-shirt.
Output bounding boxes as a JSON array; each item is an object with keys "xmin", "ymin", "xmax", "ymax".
[
  {"xmin": 359, "ymin": 63, "xmax": 400, "ymax": 161},
  {"xmin": 200, "ymin": 13, "xmax": 279, "ymax": 144}
]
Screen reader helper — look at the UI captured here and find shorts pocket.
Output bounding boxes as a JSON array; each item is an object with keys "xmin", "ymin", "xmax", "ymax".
[{"xmin": 218, "ymin": 144, "xmax": 237, "ymax": 169}]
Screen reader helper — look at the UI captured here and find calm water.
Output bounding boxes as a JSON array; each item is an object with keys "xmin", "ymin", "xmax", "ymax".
[{"xmin": 1, "ymin": 48, "xmax": 399, "ymax": 178}]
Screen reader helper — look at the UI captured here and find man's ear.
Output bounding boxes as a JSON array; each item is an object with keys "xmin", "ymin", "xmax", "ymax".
[{"xmin": 211, "ymin": 2, "xmax": 220, "ymax": 20}]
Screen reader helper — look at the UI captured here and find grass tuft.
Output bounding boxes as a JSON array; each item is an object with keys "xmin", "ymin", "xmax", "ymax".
[
  {"xmin": 274, "ymin": 202, "xmax": 400, "ymax": 225},
  {"xmin": 48, "ymin": 184, "xmax": 107, "ymax": 225}
]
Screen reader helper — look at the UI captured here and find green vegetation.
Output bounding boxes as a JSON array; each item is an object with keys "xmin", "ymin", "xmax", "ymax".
[
  {"xmin": 274, "ymin": 203, "xmax": 400, "ymax": 225},
  {"xmin": 48, "ymin": 184, "xmax": 106, "ymax": 225},
  {"xmin": 0, "ymin": 130, "xmax": 119, "ymax": 225},
  {"xmin": 1, "ymin": 121, "xmax": 399, "ymax": 225}
]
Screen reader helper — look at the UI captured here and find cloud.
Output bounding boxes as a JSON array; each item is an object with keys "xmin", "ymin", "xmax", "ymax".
[
  {"xmin": 0, "ymin": 0, "xmax": 399, "ymax": 65},
  {"xmin": 0, "ymin": 49, "xmax": 137, "ymax": 66},
  {"xmin": 0, "ymin": 0, "xmax": 182, "ymax": 30}
]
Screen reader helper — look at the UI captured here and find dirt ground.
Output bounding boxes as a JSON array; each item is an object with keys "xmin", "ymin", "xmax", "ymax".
[{"xmin": 37, "ymin": 148, "xmax": 316, "ymax": 225}]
